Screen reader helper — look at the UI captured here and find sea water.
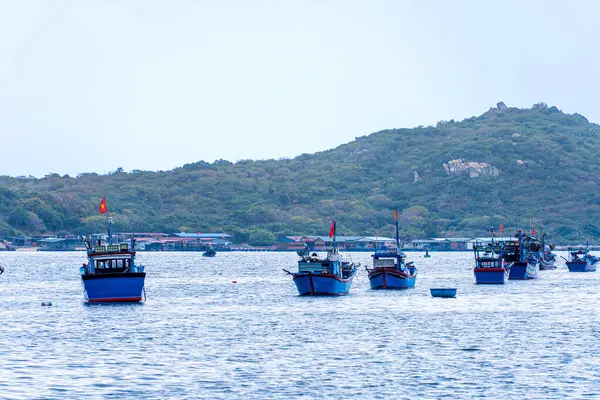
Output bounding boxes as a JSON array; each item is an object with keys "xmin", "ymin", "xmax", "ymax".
[{"xmin": 0, "ymin": 251, "xmax": 598, "ymax": 399}]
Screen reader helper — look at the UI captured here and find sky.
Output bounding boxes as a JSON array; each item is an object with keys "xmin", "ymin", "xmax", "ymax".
[{"xmin": 1, "ymin": 0, "xmax": 599, "ymax": 177}]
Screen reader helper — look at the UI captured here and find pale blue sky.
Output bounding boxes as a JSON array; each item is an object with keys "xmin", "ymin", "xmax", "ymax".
[{"xmin": 0, "ymin": 0, "xmax": 598, "ymax": 177}]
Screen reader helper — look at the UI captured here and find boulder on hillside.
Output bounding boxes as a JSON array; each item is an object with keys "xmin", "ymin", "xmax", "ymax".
[
  {"xmin": 497, "ymin": 101, "xmax": 508, "ymax": 111},
  {"xmin": 443, "ymin": 159, "xmax": 500, "ymax": 178},
  {"xmin": 413, "ymin": 171, "xmax": 420, "ymax": 182},
  {"xmin": 517, "ymin": 160, "xmax": 529, "ymax": 168}
]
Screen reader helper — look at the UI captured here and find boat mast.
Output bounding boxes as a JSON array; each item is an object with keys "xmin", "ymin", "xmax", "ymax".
[
  {"xmin": 107, "ymin": 216, "xmax": 113, "ymax": 246},
  {"xmin": 395, "ymin": 216, "xmax": 400, "ymax": 251}
]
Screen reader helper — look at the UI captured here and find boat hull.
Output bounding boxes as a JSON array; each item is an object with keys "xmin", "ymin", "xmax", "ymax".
[
  {"xmin": 539, "ymin": 259, "xmax": 557, "ymax": 270},
  {"xmin": 368, "ymin": 269, "xmax": 416, "ymax": 289},
  {"xmin": 508, "ymin": 262, "xmax": 538, "ymax": 279},
  {"xmin": 81, "ymin": 273, "xmax": 146, "ymax": 303},
  {"xmin": 566, "ymin": 261, "xmax": 597, "ymax": 272},
  {"xmin": 526, "ymin": 261, "xmax": 539, "ymax": 279},
  {"xmin": 508, "ymin": 262, "xmax": 527, "ymax": 280},
  {"xmin": 430, "ymin": 288, "xmax": 456, "ymax": 298},
  {"xmin": 474, "ymin": 268, "xmax": 506, "ymax": 284},
  {"xmin": 292, "ymin": 272, "xmax": 355, "ymax": 296}
]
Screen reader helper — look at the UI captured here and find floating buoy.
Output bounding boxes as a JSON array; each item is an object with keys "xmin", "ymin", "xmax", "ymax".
[
  {"xmin": 42, "ymin": 302, "xmax": 53, "ymax": 306},
  {"xmin": 232, "ymin": 280, "xmax": 237, "ymax": 284}
]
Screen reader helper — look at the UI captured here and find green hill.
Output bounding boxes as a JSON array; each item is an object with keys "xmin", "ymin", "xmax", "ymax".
[{"xmin": 1, "ymin": 102, "xmax": 598, "ymax": 244}]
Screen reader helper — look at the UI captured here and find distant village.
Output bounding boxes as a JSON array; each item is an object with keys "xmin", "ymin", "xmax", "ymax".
[{"xmin": 0, "ymin": 233, "xmax": 588, "ymax": 252}]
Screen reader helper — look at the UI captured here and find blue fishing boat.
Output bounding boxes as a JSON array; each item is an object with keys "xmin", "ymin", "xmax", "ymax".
[
  {"xmin": 473, "ymin": 239, "xmax": 506, "ymax": 284},
  {"xmin": 284, "ymin": 220, "xmax": 357, "ymax": 296},
  {"xmin": 565, "ymin": 248, "xmax": 598, "ymax": 272},
  {"xmin": 365, "ymin": 210, "xmax": 417, "ymax": 289},
  {"xmin": 80, "ymin": 207, "xmax": 146, "ymax": 303},
  {"xmin": 507, "ymin": 230, "xmax": 540, "ymax": 280}
]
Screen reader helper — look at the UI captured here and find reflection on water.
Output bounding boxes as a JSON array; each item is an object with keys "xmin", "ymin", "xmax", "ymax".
[{"xmin": 0, "ymin": 251, "xmax": 599, "ymax": 399}]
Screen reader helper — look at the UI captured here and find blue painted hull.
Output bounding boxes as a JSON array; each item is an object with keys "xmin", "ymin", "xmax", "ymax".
[
  {"xmin": 430, "ymin": 288, "xmax": 456, "ymax": 297},
  {"xmin": 474, "ymin": 269, "xmax": 505, "ymax": 284},
  {"xmin": 508, "ymin": 262, "xmax": 538, "ymax": 279},
  {"xmin": 292, "ymin": 273, "xmax": 355, "ymax": 296},
  {"xmin": 82, "ymin": 274, "xmax": 146, "ymax": 303},
  {"xmin": 508, "ymin": 263, "xmax": 527, "ymax": 280},
  {"xmin": 368, "ymin": 270, "xmax": 416, "ymax": 289},
  {"xmin": 566, "ymin": 261, "xmax": 597, "ymax": 272}
]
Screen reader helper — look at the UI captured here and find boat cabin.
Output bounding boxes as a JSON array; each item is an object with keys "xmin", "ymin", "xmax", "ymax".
[
  {"xmin": 473, "ymin": 242, "xmax": 504, "ymax": 268},
  {"xmin": 372, "ymin": 251, "xmax": 406, "ymax": 269},
  {"xmin": 298, "ymin": 251, "xmax": 337, "ymax": 273},
  {"xmin": 297, "ymin": 249, "xmax": 353, "ymax": 278},
  {"xmin": 82, "ymin": 243, "xmax": 136, "ymax": 275},
  {"xmin": 476, "ymin": 255, "xmax": 503, "ymax": 269}
]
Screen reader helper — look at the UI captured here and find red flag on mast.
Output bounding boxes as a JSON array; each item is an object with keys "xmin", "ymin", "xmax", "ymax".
[
  {"xmin": 329, "ymin": 219, "xmax": 336, "ymax": 238},
  {"xmin": 393, "ymin": 209, "xmax": 398, "ymax": 221},
  {"xmin": 499, "ymin": 223, "xmax": 504, "ymax": 233},
  {"xmin": 99, "ymin": 197, "xmax": 107, "ymax": 214}
]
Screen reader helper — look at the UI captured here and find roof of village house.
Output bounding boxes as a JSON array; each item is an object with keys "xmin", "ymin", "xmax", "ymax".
[
  {"xmin": 173, "ymin": 232, "xmax": 232, "ymax": 239},
  {"xmin": 279, "ymin": 235, "xmax": 395, "ymax": 243}
]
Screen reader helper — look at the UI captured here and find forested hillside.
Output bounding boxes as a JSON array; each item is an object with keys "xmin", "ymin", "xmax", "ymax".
[{"xmin": 1, "ymin": 102, "xmax": 598, "ymax": 244}]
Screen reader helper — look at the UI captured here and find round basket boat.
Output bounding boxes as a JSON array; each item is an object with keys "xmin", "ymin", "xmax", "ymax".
[{"xmin": 430, "ymin": 288, "xmax": 457, "ymax": 298}]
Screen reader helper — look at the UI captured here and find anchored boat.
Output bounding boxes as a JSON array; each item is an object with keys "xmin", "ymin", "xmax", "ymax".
[
  {"xmin": 473, "ymin": 239, "xmax": 506, "ymax": 284},
  {"xmin": 507, "ymin": 230, "xmax": 540, "ymax": 280},
  {"xmin": 202, "ymin": 250, "xmax": 216, "ymax": 257},
  {"xmin": 80, "ymin": 199, "xmax": 146, "ymax": 303},
  {"xmin": 365, "ymin": 210, "xmax": 417, "ymax": 289},
  {"xmin": 284, "ymin": 219, "xmax": 357, "ymax": 296},
  {"xmin": 565, "ymin": 249, "xmax": 598, "ymax": 272}
]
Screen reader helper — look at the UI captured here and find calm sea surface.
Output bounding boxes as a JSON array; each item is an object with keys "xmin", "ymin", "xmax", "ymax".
[{"xmin": 0, "ymin": 251, "xmax": 599, "ymax": 399}]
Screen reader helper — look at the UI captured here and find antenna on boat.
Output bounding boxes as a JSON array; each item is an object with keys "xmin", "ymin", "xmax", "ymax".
[
  {"xmin": 393, "ymin": 209, "xmax": 400, "ymax": 251},
  {"xmin": 107, "ymin": 216, "xmax": 113, "ymax": 246}
]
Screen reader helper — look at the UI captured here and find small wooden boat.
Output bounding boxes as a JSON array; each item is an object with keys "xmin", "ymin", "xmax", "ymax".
[
  {"xmin": 284, "ymin": 220, "xmax": 357, "ymax": 296},
  {"xmin": 365, "ymin": 210, "xmax": 417, "ymax": 289},
  {"xmin": 565, "ymin": 249, "xmax": 598, "ymax": 272},
  {"xmin": 202, "ymin": 250, "xmax": 217, "ymax": 257},
  {"xmin": 80, "ymin": 214, "xmax": 146, "ymax": 303},
  {"xmin": 430, "ymin": 288, "xmax": 456, "ymax": 298}
]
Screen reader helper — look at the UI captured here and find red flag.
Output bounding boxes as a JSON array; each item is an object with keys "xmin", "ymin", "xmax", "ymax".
[
  {"xmin": 329, "ymin": 219, "xmax": 336, "ymax": 238},
  {"xmin": 99, "ymin": 197, "xmax": 107, "ymax": 214},
  {"xmin": 531, "ymin": 226, "xmax": 535, "ymax": 236},
  {"xmin": 393, "ymin": 209, "xmax": 398, "ymax": 221},
  {"xmin": 499, "ymin": 223, "xmax": 504, "ymax": 233}
]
